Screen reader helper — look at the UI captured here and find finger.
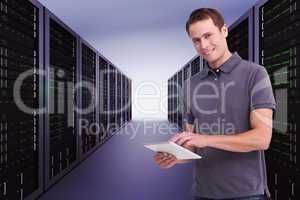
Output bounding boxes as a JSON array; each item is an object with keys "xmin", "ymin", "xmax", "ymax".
[
  {"xmin": 154, "ymin": 153, "xmax": 161, "ymax": 161},
  {"xmin": 157, "ymin": 156, "xmax": 174, "ymax": 166},
  {"xmin": 171, "ymin": 132, "xmax": 192, "ymax": 144},
  {"xmin": 170, "ymin": 134, "xmax": 184, "ymax": 144},
  {"xmin": 161, "ymin": 152, "xmax": 175, "ymax": 157},
  {"xmin": 170, "ymin": 131, "xmax": 189, "ymax": 141},
  {"xmin": 157, "ymin": 152, "xmax": 164, "ymax": 157},
  {"xmin": 161, "ymin": 157, "xmax": 177, "ymax": 168},
  {"xmin": 159, "ymin": 158, "xmax": 175, "ymax": 167},
  {"xmin": 176, "ymin": 136, "xmax": 192, "ymax": 146},
  {"xmin": 154, "ymin": 152, "xmax": 167, "ymax": 162},
  {"xmin": 157, "ymin": 158, "xmax": 170, "ymax": 166},
  {"xmin": 155, "ymin": 153, "xmax": 169, "ymax": 162},
  {"xmin": 185, "ymin": 140, "xmax": 194, "ymax": 147},
  {"xmin": 170, "ymin": 134, "xmax": 180, "ymax": 142}
]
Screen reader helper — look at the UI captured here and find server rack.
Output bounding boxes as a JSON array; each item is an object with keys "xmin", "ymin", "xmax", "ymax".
[
  {"xmin": 44, "ymin": 9, "xmax": 79, "ymax": 189},
  {"xmin": 182, "ymin": 63, "xmax": 191, "ymax": 129},
  {"xmin": 0, "ymin": 0, "xmax": 132, "ymax": 198},
  {"xmin": 169, "ymin": 78, "xmax": 172, "ymax": 123},
  {"xmin": 172, "ymin": 76, "xmax": 176, "ymax": 123},
  {"xmin": 228, "ymin": 8, "xmax": 254, "ymax": 61},
  {"xmin": 168, "ymin": 75, "xmax": 176, "ymax": 125},
  {"xmin": 171, "ymin": 76, "xmax": 176, "ymax": 123},
  {"xmin": 254, "ymin": 0, "xmax": 300, "ymax": 199},
  {"xmin": 122, "ymin": 76, "xmax": 130, "ymax": 125},
  {"xmin": 99, "ymin": 56, "xmax": 109, "ymax": 143},
  {"xmin": 167, "ymin": 79, "xmax": 171, "ymax": 121},
  {"xmin": 0, "ymin": 0, "xmax": 44, "ymax": 199},
  {"xmin": 167, "ymin": 56, "xmax": 204, "ymax": 128},
  {"xmin": 177, "ymin": 70, "xmax": 184, "ymax": 129},
  {"xmin": 116, "ymin": 70, "xmax": 122, "ymax": 128},
  {"xmin": 78, "ymin": 39, "xmax": 98, "ymax": 160},
  {"xmin": 129, "ymin": 79, "xmax": 132, "ymax": 121},
  {"xmin": 120, "ymin": 73, "xmax": 123, "ymax": 126},
  {"xmin": 173, "ymin": 74, "xmax": 178, "ymax": 125},
  {"xmin": 108, "ymin": 64, "xmax": 116, "ymax": 135},
  {"xmin": 191, "ymin": 56, "xmax": 202, "ymax": 77},
  {"xmin": 127, "ymin": 79, "xmax": 130, "ymax": 122},
  {"xmin": 126, "ymin": 78, "xmax": 131, "ymax": 122},
  {"xmin": 183, "ymin": 63, "xmax": 191, "ymax": 81},
  {"xmin": 121, "ymin": 74, "xmax": 126, "ymax": 125}
]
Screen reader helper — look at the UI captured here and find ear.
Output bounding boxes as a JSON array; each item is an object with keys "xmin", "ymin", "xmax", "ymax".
[{"xmin": 222, "ymin": 24, "xmax": 228, "ymax": 38}]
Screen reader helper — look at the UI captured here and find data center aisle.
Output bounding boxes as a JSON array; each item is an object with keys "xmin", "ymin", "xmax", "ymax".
[{"xmin": 39, "ymin": 121, "xmax": 194, "ymax": 200}]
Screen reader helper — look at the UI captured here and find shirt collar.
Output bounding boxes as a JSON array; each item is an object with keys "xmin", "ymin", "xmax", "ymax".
[{"xmin": 199, "ymin": 52, "xmax": 242, "ymax": 79}]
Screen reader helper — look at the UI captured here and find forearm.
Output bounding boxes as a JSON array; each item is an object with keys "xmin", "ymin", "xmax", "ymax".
[{"xmin": 205, "ymin": 129, "xmax": 270, "ymax": 152}]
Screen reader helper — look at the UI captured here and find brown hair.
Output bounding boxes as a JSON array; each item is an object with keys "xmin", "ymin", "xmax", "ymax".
[{"xmin": 186, "ymin": 8, "xmax": 225, "ymax": 35}]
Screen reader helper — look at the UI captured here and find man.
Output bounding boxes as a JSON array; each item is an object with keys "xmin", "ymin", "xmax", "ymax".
[{"xmin": 154, "ymin": 8, "xmax": 276, "ymax": 200}]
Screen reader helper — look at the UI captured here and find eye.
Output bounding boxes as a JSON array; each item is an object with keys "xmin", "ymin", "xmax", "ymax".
[
  {"xmin": 193, "ymin": 39, "xmax": 200, "ymax": 44},
  {"xmin": 204, "ymin": 33, "xmax": 212, "ymax": 39}
]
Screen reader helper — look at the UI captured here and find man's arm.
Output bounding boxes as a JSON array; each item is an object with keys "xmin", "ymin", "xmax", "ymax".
[
  {"xmin": 172, "ymin": 108, "xmax": 273, "ymax": 153},
  {"xmin": 206, "ymin": 108, "xmax": 273, "ymax": 152}
]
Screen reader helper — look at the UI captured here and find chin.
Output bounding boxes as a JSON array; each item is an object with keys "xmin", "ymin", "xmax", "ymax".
[{"xmin": 203, "ymin": 55, "xmax": 217, "ymax": 63}]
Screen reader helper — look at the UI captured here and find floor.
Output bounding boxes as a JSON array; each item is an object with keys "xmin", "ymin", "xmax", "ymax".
[{"xmin": 38, "ymin": 120, "xmax": 194, "ymax": 200}]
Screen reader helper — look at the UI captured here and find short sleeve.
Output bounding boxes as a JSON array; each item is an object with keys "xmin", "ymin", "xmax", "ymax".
[
  {"xmin": 250, "ymin": 67, "xmax": 276, "ymax": 112},
  {"xmin": 180, "ymin": 81, "xmax": 195, "ymax": 125}
]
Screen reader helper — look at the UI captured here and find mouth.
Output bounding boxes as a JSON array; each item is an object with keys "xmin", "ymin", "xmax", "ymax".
[{"xmin": 202, "ymin": 48, "xmax": 215, "ymax": 56}]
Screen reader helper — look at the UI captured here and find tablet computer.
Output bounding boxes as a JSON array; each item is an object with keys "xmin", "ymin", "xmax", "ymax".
[{"xmin": 144, "ymin": 141, "xmax": 202, "ymax": 160}]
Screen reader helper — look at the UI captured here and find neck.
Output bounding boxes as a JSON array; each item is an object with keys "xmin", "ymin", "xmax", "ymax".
[{"xmin": 209, "ymin": 50, "xmax": 232, "ymax": 69}]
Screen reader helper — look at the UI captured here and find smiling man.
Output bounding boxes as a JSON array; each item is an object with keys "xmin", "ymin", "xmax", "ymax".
[{"xmin": 154, "ymin": 8, "xmax": 276, "ymax": 200}]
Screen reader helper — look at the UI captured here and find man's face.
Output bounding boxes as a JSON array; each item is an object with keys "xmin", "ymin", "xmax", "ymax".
[{"xmin": 188, "ymin": 18, "xmax": 228, "ymax": 65}]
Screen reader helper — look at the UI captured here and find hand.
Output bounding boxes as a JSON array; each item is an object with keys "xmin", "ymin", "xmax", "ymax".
[
  {"xmin": 154, "ymin": 152, "xmax": 178, "ymax": 169},
  {"xmin": 170, "ymin": 132, "xmax": 208, "ymax": 149}
]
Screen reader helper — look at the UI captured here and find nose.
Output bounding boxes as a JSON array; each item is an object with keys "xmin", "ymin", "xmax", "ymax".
[{"xmin": 199, "ymin": 38, "xmax": 209, "ymax": 50}]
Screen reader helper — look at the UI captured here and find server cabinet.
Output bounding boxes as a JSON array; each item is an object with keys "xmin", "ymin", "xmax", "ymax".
[
  {"xmin": 168, "ymin": 78, "xmax": 170, "ymax": 122},
  {"xmin": 116, "ymin": 71, "xmax": 122, "ymax": 128},
  {"xmin": 255, "ymin": 0, "xmax": 300, "ymax": 199},
  {"xmin": 0, "ymin": 0, "xmax": 44, "ymax": 199},
  {"xmin": 123, "ymin": 77, "xmax": 127, "ymax": 123},
  {"xmin": 255, "ymin": 0, "xmax": 300, "ymax": 168},
  {"xmin": 183, "ymin": 63, "xmax": 191, "ymax": 81},
  {"xmin": 79, "ymin": 39, "xmax": 98, "ymax": 160},
  {"xmin": 173, "ymin": 74, "xmax": 178, "ymax": 125},
  {"xmin": 108, "ymin": 65, "xmax": 116, "ymax": 135},
  {"xmin": 126, "ymin": 78, "xmax": 130, "ymax": 122},
  {"xmin": 121, "ymin": 74, "xmax": 126, "ymax": 125},
  {"xmin": 44, "ymin": 9, "xmax": 79, "ymax": 189},
  {"xmin": 171, "ymin": 76, "xmax": 175, "ymax": 123},
  {"xmin": 177, "ymin": 70, "xmax": 184, "ymax": 129},
  {"xmin": 191, "ymin": 56, "xmax": 202, "ymax": 77},
  {"xmin": 181, "ymin": 64, "xmax": 191, "ymax": 129},
  {"xmin": 228, "ymin": 8, "xmax": 254, "ymax": 61},
  {"xmin": 99, "ymin": 56, "xmax": 109, "ymax": 143},
  {"xmin": 119, "ymin": 73, "xmax": 123, "ymax": 126},
  {"xmin": 168, "ymin": 78, "xmax": 172, "ymax": 123},
  {"xmin": 129, "ymin": 79, "xmax": 132, "ymax": 121},
  {"xmin": 265, "ymin": 156, "xmax": 294, "ymax": 200},
  {"xmin": 170, "ymin": 76, "xmax": 173, "ymax": 123}
]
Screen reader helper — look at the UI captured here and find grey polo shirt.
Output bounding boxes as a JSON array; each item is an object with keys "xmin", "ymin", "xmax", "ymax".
[{"xmin": 181, "ymin": 53, "xmax": 276, "ymax": 199}]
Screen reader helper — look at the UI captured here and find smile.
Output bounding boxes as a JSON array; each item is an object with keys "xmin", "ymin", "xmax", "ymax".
[{"xmin": 203, "ymin": 48, "xmax": 215, "ymax": 55}]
